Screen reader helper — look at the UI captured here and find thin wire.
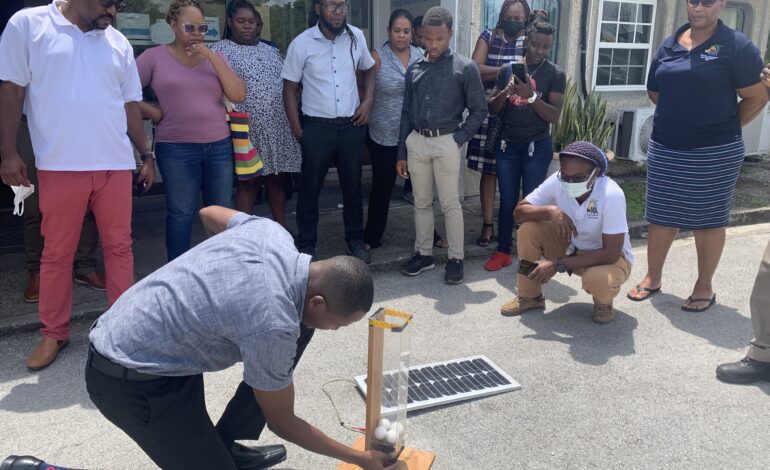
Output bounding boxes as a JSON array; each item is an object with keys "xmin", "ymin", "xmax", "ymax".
[{"xmin": 322, "ymin": 378, "xmax": 366, "ymax": 434}]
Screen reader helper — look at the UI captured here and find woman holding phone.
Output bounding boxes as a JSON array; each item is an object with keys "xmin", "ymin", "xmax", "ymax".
[{"xmin": 483, "ymin": 18, "xmax": 565, "ymax": 272}]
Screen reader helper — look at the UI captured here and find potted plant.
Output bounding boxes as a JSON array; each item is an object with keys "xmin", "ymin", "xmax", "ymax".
[{"xmin": 551, "ymin": 81, "xmax": 616, "ymax": 160}]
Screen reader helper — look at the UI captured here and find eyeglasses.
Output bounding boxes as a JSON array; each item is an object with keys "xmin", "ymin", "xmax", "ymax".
[
  {"xmin": 557, "ymin": 170, "xmax": 594, "ymax": 183},
  {"xmin": 322, "ymin": 2, "xmax": 348, "ymax": 13},
  {"xmin": 182, "ymin": 23, "xmax": 209, "ymax": 34},
  {"xmin": 99, "ymin": 0, "xmax": 127, "ymax": 12},
  {"xmin": 686, "ymin": 0, "xmax": 718, "ymax": 7}
]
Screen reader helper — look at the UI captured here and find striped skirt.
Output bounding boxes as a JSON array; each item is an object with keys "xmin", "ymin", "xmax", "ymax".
[{"xmin": 645, "ymin": 138, "xmax": 745, "ymax": 230}]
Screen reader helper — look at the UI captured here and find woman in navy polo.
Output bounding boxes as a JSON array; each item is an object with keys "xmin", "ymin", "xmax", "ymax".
[{"xmin": 627, "ymin": 0, "xmax": 768, "ymax": 311}]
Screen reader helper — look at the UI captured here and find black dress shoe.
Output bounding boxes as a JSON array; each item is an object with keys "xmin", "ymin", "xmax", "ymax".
[
  {"xmin": 230, "ymin": 443, "xmax": 287, "ymax": 470},
  {"xmin": 347, "ymin": 240, "xmax": 371, "ymax": 264},
  {"xmin": 716, "ymin": 356, "xmax": 770, "ymax": 384},
  {"xmin": 1, "ymin": 455, "xmax": 44, "ymax": 470}
]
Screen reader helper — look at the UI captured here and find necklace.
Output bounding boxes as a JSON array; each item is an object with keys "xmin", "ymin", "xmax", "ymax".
[{"xmin": 526, "ymin": 60, "xmax": 546, "ymax": 79}]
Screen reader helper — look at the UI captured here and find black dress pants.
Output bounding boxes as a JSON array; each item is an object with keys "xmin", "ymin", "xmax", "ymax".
[
  {"xmin": 295, "ymin": 117, "xmax": 366, "ymax": 252},
  {"xmin": 85, "ymin": 325, "xmax": 315, "ymax": 470},
  {"xmin": 363, "ymin": 133, "xmax": 398, "ymax": 247}
]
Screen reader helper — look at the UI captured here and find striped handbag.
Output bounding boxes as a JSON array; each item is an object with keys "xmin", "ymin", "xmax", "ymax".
[{"xmin": 225, "ymin": 98, "xmax": 264, "ymax": 180}]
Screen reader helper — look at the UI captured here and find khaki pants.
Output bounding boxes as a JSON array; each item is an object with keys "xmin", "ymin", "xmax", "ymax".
[
  {"xmin": 406, "ymin": 131, "xmax": 464, "ymax": 260},
  {"xmin": 748, "ymin": 240, "xmax": 770, "ymax": 362},
  {"xmin": 516, "ymin": 221, "xmax": 632, "ymax": 305}
]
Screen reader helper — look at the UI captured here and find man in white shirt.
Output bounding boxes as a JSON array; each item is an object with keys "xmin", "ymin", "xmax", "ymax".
[
  {"xmin": 282, "ymin": 0, "xmax": 376, "ymax": 264},
  {"xmin": 0, "ymin": 0, "xmax": 154, "ymax": 370},
  {"xmin": 500, "ymin": 141, "xmax": 633, "ymax": 324}
]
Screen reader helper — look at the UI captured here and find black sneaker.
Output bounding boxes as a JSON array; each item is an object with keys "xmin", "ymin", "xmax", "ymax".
[
  {"xmin": 444, "ymin": 259, "xmax": 463, "ymax": 284},
  {"xmin": 401, "ymin": 253, "xmax": 434, "ymax": 276},
  {"xmin": 347, "ymin": 240, "xmax": 371, "ymax": 264},
  {"xmin": 716, "ymin": 356, "xmax": 770, "ymax": 384}
]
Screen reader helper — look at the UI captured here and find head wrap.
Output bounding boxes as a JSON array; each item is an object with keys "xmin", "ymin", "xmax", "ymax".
[{"xmin": 559, "ymin": 141, "xmax": 609, "ymax": 176}]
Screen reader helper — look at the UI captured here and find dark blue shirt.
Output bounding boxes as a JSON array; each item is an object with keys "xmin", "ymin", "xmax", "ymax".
[{"xmin": 647, "ymin": 20, "xmax": 763, "ymax": 150}]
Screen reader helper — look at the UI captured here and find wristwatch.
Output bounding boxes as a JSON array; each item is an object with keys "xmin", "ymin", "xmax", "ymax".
[
  {"xmin": 527, "ymin": 92, "xmax": 538, "ymax": 104},
  {"xmin": 140, "ymin": 151, "xmax": 156, "ymax": 162},
  {"xmin": 556, "ymin": 257, "xmax": 567, "ymax": 273}
]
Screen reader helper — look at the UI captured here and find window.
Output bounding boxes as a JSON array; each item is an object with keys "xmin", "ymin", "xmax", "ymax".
[
  {"xmin": 593, "ymin": 0, "xmax": 656, "ymax": 91},
  {"xmin": 483, "ymin": 0, "xmax": 561, "ymax": 61},
  {"xmin": 720, "ymin": 6, "xmax": 746, "ymax": 33}
]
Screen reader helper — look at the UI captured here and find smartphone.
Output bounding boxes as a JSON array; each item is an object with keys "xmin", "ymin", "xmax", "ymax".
[
  {"xmin": 510, "ymin": 63, "xmax": 528, "ymax": 84},
  {"xmin": 517, "ymin": 259, "xmax": 538, "ymax": 276},
  {"xmin": 132, "ymin": 173, "xmax": 148, "ymax": 198}
]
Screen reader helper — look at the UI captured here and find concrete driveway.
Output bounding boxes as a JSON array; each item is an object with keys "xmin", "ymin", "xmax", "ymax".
[{"xmin": 1, "ymin": 224, "xmax": 769, "ymax": 470}]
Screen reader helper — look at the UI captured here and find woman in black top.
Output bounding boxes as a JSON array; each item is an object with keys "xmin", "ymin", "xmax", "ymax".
[{"xmin": 484, "ymin": 19, "xmax": 566, "ymax": 272}]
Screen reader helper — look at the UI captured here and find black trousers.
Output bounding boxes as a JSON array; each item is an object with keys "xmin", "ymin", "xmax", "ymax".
[
  {"xmin": 85, "ymin": 325, "xmax": 315, "ymax": 470},
  {"xmin": 295, "ymin": 118, "xmax": 366, "ymax": 251},
  {"xmin": 363, "ymin": 133, "xmax": 398, "ymax": 247}
]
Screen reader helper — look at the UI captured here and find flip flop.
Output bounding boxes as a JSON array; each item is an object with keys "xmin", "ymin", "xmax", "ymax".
[
  {"xmin": 627, "ymin": 285, "xmax": 661, "ymax": 302},
  {"xmin": 681, "ymin": 294, "xmax": 716, "ymax": 312}
]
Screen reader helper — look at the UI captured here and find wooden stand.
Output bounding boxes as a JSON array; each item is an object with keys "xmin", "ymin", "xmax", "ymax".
[
  {"xmin": 336, "ymin": 437, "xmax": 435, "ymax": 470},
  {"xmin": 337, "ymin": 309, "xmax": 434, "ymax": 470}
]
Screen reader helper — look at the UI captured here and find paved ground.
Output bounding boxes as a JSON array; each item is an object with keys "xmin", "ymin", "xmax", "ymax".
[{"xmin": 1, "ymin": 223, "xmax": 769, "ymax": 469}]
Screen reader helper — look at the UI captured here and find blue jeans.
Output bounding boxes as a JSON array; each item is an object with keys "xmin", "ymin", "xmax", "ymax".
[
  {"xmin": 156, "ymin": 137, "xmax": 233, "ymax": 261},
  {"xmin": 495, "ymin": 137, "xmax": 553, "ymax": 254}
]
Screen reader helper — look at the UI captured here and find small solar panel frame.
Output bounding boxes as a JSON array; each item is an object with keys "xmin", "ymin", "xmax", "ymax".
[{"xmin": 355, "ymin": 355, "xmax": 521, "ymax": 414}]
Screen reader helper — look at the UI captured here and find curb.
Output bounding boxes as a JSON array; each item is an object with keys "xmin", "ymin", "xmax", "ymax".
[
  {"xmin": 628, "ymin": 207, "xmax": 770, "ymax": 239},
  {"xmin": 2, "ymin": 206, "xmax": 769, "ymax": 337}
]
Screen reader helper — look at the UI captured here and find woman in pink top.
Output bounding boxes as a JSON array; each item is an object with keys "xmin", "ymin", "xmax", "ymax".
[{"xmin": 137, "ymin": 0, "xmax": 246, "ymax": 261}]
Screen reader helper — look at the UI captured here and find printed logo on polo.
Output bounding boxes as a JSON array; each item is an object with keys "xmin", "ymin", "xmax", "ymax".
[
  {"xmin": 700, "ymin": 44, "xmax": 721, "ymax": 61},
  {"xmin": 586, "ymin": 199, "xmax": 599, "ymax": 219}
]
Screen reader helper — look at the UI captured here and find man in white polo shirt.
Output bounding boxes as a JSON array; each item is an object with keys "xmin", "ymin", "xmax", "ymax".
[
  {"xmin": 0, "ymin": 0, "xmax": 154, "ymax": 370},
  {"xmin": 282, "ymin": 0, "xmax": 376, "ymax": 264},
  {"xmin": 499, "ymin": 141, "xmax": 633, "ymax": 324}
]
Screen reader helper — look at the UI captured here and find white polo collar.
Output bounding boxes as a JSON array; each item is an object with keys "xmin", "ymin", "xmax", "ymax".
[{"xmin": 49, "ymin": 0, "xmax": 106, "ymax": 35}]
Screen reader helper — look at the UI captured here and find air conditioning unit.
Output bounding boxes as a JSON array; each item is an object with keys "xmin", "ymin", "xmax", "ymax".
[
  {"xmin": 614, "ymin": 107, "xmax": 655, "ymax": 161},
  {"xmin": 743, "ymin": 103, "xmax": 770, "ymax": 157}
]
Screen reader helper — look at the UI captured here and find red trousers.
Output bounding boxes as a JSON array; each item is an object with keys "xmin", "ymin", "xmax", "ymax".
[{"xmin": 38, "ymin": 170, "xmax": 134, "ymax": 339}]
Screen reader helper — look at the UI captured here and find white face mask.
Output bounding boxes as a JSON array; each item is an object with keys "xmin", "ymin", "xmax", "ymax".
[
  {"xmin": 11, "ymin": 184, "xmax": 35, "ymax": 216},
  {"xmin": 560, "ymin": 170, "xmax": 595, "ymax": 198}
]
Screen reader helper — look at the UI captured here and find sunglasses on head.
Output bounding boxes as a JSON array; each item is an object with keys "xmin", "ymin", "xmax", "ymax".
[
  {"xmin": 686, "ymin": 0, "xmax": 718, "ymax": 7},
  {"xmin": 183, "ymin": 23, "xmax": 209, "ymax": 34},
  {"xmin": 99, "ymin": 0, "xmax": 127, "ymax": 12}
]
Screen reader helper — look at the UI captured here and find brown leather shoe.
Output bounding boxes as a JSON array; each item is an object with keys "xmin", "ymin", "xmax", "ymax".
[
  {"xmin": 26, "ymin": 337, "xmax": 69, "ymax": 371},
  {"xmin": 74, "ymin": 271, "xmax": 106, "ymax": 291},
  {"xmin": 23, "ymin": 273, "xmax": 40, "ymax": 303}
]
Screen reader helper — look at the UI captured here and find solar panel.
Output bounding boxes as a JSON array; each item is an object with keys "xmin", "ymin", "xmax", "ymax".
[{"xmin": 355, "ymin": 355, "xmax": 521, "ymax": 414}]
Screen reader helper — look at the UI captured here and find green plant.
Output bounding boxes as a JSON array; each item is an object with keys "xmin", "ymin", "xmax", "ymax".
[{"xmin": 552, "ymin": 81, "xmax": 615, "ymax": 151}]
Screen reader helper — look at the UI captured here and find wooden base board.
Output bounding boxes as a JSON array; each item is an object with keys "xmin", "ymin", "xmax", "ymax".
[{"xmin": 336, "ymin": 437, "xmax": 435, "ymax": 470}]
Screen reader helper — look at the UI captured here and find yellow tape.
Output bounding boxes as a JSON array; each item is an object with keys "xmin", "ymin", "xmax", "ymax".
[{"xmin": 368, "ymin": 308, "xmax": 412, "ymax": 329}]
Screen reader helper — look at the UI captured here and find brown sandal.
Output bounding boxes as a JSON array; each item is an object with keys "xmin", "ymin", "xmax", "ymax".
[{"xmin": 476, "ymin": 223, "xmax": 494, "ymax": 247}]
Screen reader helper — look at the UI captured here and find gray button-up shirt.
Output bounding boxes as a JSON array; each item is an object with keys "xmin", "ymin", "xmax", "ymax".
[
  {"xmin": 90, "ymin": 213, "xmax": 311, "ymax": 392},
  {"xmin": 397, "ymin": 49, "xmax": 487, "ymax": 161}
]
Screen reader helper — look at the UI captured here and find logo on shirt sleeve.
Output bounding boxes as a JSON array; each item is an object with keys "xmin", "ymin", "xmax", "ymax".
[{"xmin": 700, "ymin": 44, "xmax": 721, "ymax": 62}]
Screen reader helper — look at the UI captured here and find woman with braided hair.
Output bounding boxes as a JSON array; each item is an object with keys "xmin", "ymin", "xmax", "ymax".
[
  {"xmin": 467, "ymin": 0, "xmax": 531, "ymax": 248},
  {"xmin": 136, "ymin": 0, "xmax": 246, "ymax": 261}
]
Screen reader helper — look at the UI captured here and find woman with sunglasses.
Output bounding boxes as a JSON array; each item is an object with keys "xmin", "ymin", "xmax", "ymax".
[
  {"xmin": 626, "ymin": 0, "xmax": 768, "ymax": 312},
  {"xmin": 136, "ymin": 0, "xmax": 246, "ymax": 261},
  {"xmin": 210, "ymin": 0, "xmax": 301, "ymax": 227}
]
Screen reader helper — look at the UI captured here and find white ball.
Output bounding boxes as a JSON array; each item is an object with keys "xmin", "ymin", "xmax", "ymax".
[
  {"xmin": 385, "ymin": 429, "xmax": 398, "ymax": 444},
  {"xmin": 378, "ymin": 418, "xmax": 391, "ymax": 429},
  {"xmin": 390, "ymin": 422, "xmax": 404, "ymax": 435},
  {"xmin": 373, "ymin": 426, "xmax": 387, "ymax": 440}
]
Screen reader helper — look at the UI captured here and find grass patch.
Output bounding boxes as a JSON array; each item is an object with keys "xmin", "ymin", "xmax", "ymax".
[{"xmin": 619, "ymin": 181, "xmax": 646, "ymax": 221}]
